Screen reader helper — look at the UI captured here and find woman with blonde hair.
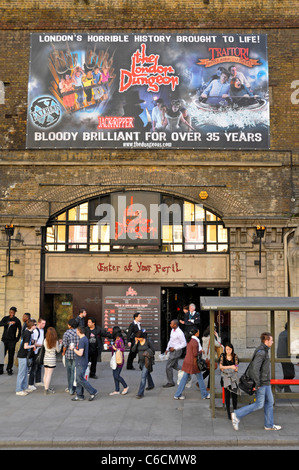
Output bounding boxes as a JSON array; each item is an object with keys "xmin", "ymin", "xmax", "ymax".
[{"xmin": 43, "ymin": 327, "xmax": 62, "ymax": 395}]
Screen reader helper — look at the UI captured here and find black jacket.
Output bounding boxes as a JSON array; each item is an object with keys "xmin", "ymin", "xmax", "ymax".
[
  {"xmin": 0, "ymin": 315, "xmax": 22, "ymax": 342},
  {"xmin": 248, "ymin": 342, "xmax": 271, "ymax": 388},
  {"xmin": 127, "ymin": 322, "xmax": 141, "ymax": 345},
  {"xmin": 85, "ymin": 326, "xmax": 112, "ymax": 353}
]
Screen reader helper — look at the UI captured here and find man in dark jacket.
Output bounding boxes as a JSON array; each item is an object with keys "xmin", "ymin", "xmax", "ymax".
[
  {"xmin": 126, "ymin": 312, "xmax": 142, "ymax": 370},
  {"xmin": 85, "ymin": 317, "xmax": 112, "ymax": 378},
  {"xmin": 0, "ymin": 307, "xmax": 22, "ymax": 375},
  {"xmin": 231, "ymin": 332, "xmax": 282, "ymax": 432}
]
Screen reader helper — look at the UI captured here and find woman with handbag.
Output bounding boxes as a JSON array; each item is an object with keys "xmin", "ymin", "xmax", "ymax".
[
  {"xmin": 108, "ymin": 327, "xmax": 128, "ymax": 396},
  {"xmin": 174, "ymin": 327, "xmax": 210, "ymax": 400},
  {"xmin": 131, "ymin": 330, "xmax": 155, "ymax": 399},
  {"xmin": 219, "ymin": 343, "xmax": 240, "ymax": 419}
]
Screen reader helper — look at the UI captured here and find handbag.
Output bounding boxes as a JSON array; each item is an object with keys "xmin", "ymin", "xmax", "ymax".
[
  {"xmin": 110, "ymin": 352, "xmax": 117, "ymax": 370},
  {"xmin": 115, "ymin": 349, "xmax": 123, "ymax": 365},
  {"xmin": 197, "ymin": 354, "xmax": 208, "ymax": 372},
  {"xmin": 36, "ymin": 345, "xmax": 45, "ymax": 365}
]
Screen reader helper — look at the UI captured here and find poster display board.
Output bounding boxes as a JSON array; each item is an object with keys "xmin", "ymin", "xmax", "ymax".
[
  {"xmin": 26, "ymin": 32, "xmax": 269, "ymax": 149},
  {"xmin": 103, "ymin": 285, "xmax": 160, "ymax": 349}
]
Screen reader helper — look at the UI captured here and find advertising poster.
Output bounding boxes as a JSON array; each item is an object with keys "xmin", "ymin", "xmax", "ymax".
[{"xmin": 26, "ymin": 32, "xmax": 269, "ymax": 149}]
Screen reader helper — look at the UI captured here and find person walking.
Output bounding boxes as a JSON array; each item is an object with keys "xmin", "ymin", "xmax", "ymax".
[
  {"xmin": 163, "ymin": 319, "xmax": 186, "ymax": 388},
  {"xmin": 43, "ymin": 327, "xmax": 62, "ymax": 395},
  {"xmin": 132, "ymin": 330, "xmax": 155, "ymax": 399},
  {"xmin": 126, "ymin": 312, "xmax": 142, "ymax": 370},
  {"xmin": 15, "ymin": 319, "xmax": 36, "ymax": 396},
  {"xmin": 174, "ymin": 327, "xmax": 210, "ymax": 400},
  {"xmin": 62, "ymin": 318, "xmax": 79, "ymax": 395},
  {"xmin": 231, "ymin": 332, "xmax": 282, "ymax": 431},
  {"xmin": 108, "ymin": 326, "xmax": 128, "ymax": 396},
  {"xmin": 71, "ymin": 326, "xmax": 98, "ymax": 401},
  {"xmin": 0, "ymin": 306, "xmax": 22, "ymax": 376}
]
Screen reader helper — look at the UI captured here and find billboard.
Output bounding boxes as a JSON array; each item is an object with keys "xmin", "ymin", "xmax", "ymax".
[{"xmin": 26, "ymin": 33, "xmax": 269, "ymax": 150}]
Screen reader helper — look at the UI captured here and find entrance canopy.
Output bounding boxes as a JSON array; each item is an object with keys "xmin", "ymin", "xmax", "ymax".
[{"xmin": 200, "ymin": 296, "xmax": 299, "ymax": 311}]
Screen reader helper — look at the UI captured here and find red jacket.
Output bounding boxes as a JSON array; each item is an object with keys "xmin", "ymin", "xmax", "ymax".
[{"xmin": 181, "ymin": 338, "xmax": 200, "ymax": 375}]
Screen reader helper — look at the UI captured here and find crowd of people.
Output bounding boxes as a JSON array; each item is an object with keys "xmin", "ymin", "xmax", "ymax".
[{"xmin": 0, "ymin": 304, "xmax": 287, "ymax": 430}]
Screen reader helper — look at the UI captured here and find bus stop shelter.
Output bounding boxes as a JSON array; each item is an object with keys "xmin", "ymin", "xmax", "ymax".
[{"xmin": 200, "ymin": 296, "xmax": 299, "ymax": 417}]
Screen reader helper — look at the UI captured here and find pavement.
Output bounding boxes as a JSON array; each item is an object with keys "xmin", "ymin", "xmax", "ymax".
[{"xmin": 0, "ymin": 355, "xmax": 299, "ymax": 449}]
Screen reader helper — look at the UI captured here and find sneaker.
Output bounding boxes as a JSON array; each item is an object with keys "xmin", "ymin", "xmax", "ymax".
[
  {"xmin": 264, "ymin": 424, "xmax": 282, "ymax": 431},
  {"xmin": 27, "ymin": 385, "xmax": 37, "ymax": 391},
  {"xmin": 174, "ymin": 395, "xmax": 185, "ymax": 400},
  {"xmin": 24, "ymin": 388, "xmax": 34, "ymax": 393},
  {"xmin": 48, "ymin": 388, "xmax": 56, "ymax": 394},
  {"xmin": 88, "ymin": 391, "xmax": 99, "ymax": 401},
  {"xmin": 163, "ymin": 383, "xmax": 175, "ymax": 388},
  {"xmin": 72, "ymin": 396, "xmax": 84, "ymax": 401},
  {"xmin": 231, "ymin": 412, "xmax": 240, "ymax": 431},
  {"xmin": 203, "ymin": 393, "xmax": 210, "ymax": 399},
  {"xmin": 35, "ymin": 382, "xmax": 44, "ymax": 387},
  {"xmin": 109, "ymin": 391, "xmax": 120, "ymax": 395},
  {"xmin": 16, "ymin": 391, "xmax": 28, "ymax": 396},
  {"xmin": 65, "ymin": 388, "xmax": 69, "ymax": 393}
]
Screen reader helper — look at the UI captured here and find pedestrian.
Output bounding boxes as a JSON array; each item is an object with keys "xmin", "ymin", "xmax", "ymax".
[
  {"xmin": 43, "ymin": 326, "xmax": 62, "ymax": 395},
  {"xmin": 28, "ymin": 317, "xmax": 46, "ymax": 391},
  {"xmin": 174, "ymin": 327, "xmax": 210, "ymax": 400},
  {"xmin": 74, "ymin": 308, "xmax": 87, "ymax": 328},
  {"xmin": 0, "ymin": 306, "xmax": 22, "ymax": 375},
  {"xmin": 71, "ymin": 326, "xmax": 98, "ymax": 401},
  {"xmin": 219, "ymin": 342, "xmax": 240, "ymax": 419},
  {"xmin": 201, "ymin": 325, "xmax": 222, "ymax": 390},
  {"xmin": 277, "ymin": 323, "xmax": 295, "ymax": 392},
  {"xmin": 21, "ymin": 312, "xmax": 31, "ymax": 337},
  {"xmin": 108, "ymin": 326, "xmax": 129, "ymax": 396},
  {"xmin": 15, "ymin": 320, "xmax": 36, "ymax": 396},
  {"xmin": 62, "ymin": 318, "xmax": 79, "ymax": 395},
  {"xmin": 85, "ymin": 317, "xmax": 112, "ymax": 377},
  {"xmin": 132, "ymin": 330, "xmax": 155, "ymax": 399},
  {"xmin": 126, "ymin": 312, "xmax": 142, "ymax": 370},
  {"xmin": 231, "ymin": 332, "xmax": 282, "ymax": 431},
  {"xmin": 162, "ymin": 319, "xmax": 186, "ymax": 388}
]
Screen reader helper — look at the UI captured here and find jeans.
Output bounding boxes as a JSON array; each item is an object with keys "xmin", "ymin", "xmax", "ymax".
[
  {"xmin": 234, "ymin": 385, "xmax": 274, "ymax": 428},
  {"xmin": 137, "ymin": 364, "xmax": 154, "ymax": 397},
  {"xmin": 175, "ymin": 371, "xmax": 209, "ymax": 399},
  {"xmin": 75, "ymin": 365, "xmax": 97, "ymax": 399},
  {"xmin": 65, "ymin": 358, "xmax": 76, "ymax": 393},
  {"xmin": 113, "ymin": 366, "xmax": 127, "ymax": 392},
  {"xmin": 16, "ymin": 358, "xmax": 28, "ymax": 392}
]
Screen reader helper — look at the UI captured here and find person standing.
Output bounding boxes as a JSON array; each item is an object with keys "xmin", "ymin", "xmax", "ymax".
[
  {"xmin": 43, "ymin": 327, "xmax": 62, "ymax": 395},
  {"xmin": 182, "ymin": 304, "xmax": 201, "ymax": 335},
  {"xmin": 219, "ymin": 343, "xmax": 240, "ymax": 420},
  {"xmin": 231, "ymin": 332, "xmax": 282, "ymax": 431},
  {"xmin": 71, "ymin": 326, "xmax": 98, "ymax": 401},
  {"xmin": 74, "ymin": 308, "xmax": 87, "ymax": 328},
  {"xmin": 28, "ymin": 317, "xmax": 46, "ymax": 390},
  {"xmin": 15, "ymin": 320, "xmax": 36, "ymax": 396},
  {"xmin": 0, "ymin": 306, "xmax": 22, "ymax": 376},
  {"xmin": 163, "ymin": 319, "xmax": 187, "ymax": 388},
  {"xmin": 277, "ymin": 323, "xmax": 295, "ymax": 392},
  {"xmin": 85, "ymin": 317, "xmax": 112, "ymax": 378},
  {"xmin": 126, "ymin": 312, "xmax": 142, "ymax": 370},
  {"xmin": 174, "ymin": 327, "xmax": 210, "ymax": 400},
  {"xmin": 62, "ymin": 318, "xmax": 79, "ymax": 395}
]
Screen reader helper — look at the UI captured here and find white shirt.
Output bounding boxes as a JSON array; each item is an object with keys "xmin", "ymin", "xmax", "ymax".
[
  {"xmin": 167, "ymin": 327, "xmax": 187, "ymax": 351},
  {"xmin": 31, "ymin": 327, "xmax": 44, "ymax": 354}
]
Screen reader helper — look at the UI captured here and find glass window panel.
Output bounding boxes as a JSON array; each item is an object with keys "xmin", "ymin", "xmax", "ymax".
[
  {"xmin": 206, "ymin": 211, "xmax": 217, "ymax": 222},
  {"xmin": 57, "ymin": 212, "xmax": 66, "ymax": 221},
  {"xmin": 184, "ymin": 224, "xmax": 204, "ymax": 250},
  {"xmin": 207, "ymin": 244, "xmax": 217, "ymax": 252},
  {"xmin": 68, "ymin": 225, "xmax": 88, "ymax": 249},
  {"xmin": 195, "ymin": 205, "xmax": 205, "ymax": 222},
  {"xmin": 207, "ymin": 225, "xmax": 217, "ymax": 243},
  {"xmin": 218, "ymin": 226, "xmax": 228, "ymax": 243},
  {"xmin": 162, "ymin": 225, "xmax": 173, "ymax": 243},
  {"xmin": 173, "ymin": 225, "xmax": 183, "ymax": 243},
  {"xmin": 68, "ymin": 203, "xmax": 88, "ymax": 221},
  {"xmin": 183, "ymin": 201, "xmax": 194, "ymax": 222},
  {"xmin": 217, "ymin": 244, "xmax": 228, "ymax": 252},
  {"xmin": 46, "ymin": 226, "xmax": 65, "ymax": 251}
]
